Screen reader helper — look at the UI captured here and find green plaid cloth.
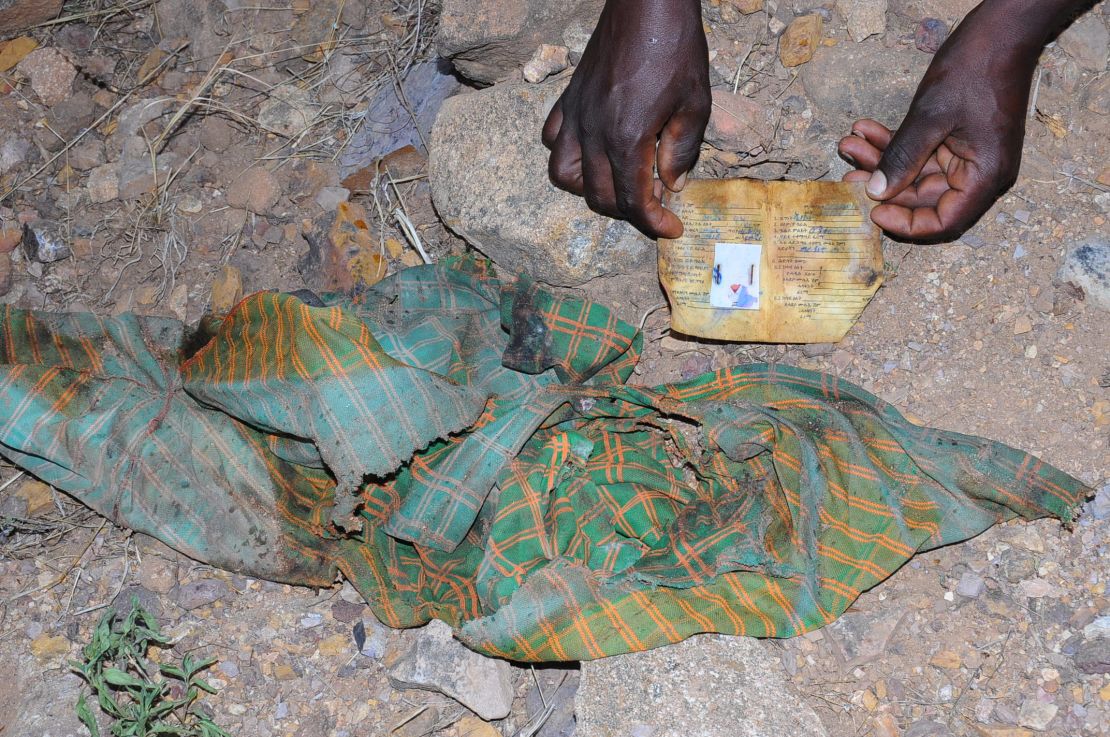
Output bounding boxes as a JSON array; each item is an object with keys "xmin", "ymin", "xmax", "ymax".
[{"xmin": 0, "ymin": 258, "xmax": 1087, "ymax": 660}]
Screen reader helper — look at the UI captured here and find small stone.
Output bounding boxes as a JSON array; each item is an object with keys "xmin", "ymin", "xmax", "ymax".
[
  {"xmin": 705, "ymin": 89, "xmax": 776, "ymax": 151},
  {"xmin": 455, "ymin": 715, "xmax": 501, "ymax": 737},
  {"xmin": 905, "ymin": 719, "xmax": 945, "ymax": 737},
  {"xmin": 67, "ymin": 139, "xmax": 104, "ymax": 171},
  {"xmin": 1019, "ymin": 578, "xmax": 1057, "ymax": 599},
  {"xmin": 1013, "ymin": 209, "xmax": 1031, "ymax": 224},
  {"xmin": 1100, "ymin": 683, "xmax": 1110, "ymax": 701},
  {"xmin": 929, "ymin": 649, "xmax": 961, "ymax": 669},
  {"xmin": 0, "ymin": 35, "xmax": 37, "ymax": 73},
  {"xmin": 0, "ymin": 252, "xmax": 11, "ymax": 297},
  {"xmin": 861, "ymin": 689, "xmax": 879, "ymax": 711},
  {"xmin": 116, "ymin": 153, "xmax": 180, "ymax": 200},
  {"xmin": 273, "ymin": 662, "xmax": 298, "ymax": 680},
  {"xmin": 975, "ymin": 728, "xmax": 1033, "ymax": 737},
  {"xmin": 873, "ymin": 713, "xmax": 900, "ymax": 737},
  {"xmin": 726, "ymin": 0, "xmax": 763, "ymax": 14},
  {"xmin": 0, "ymin": 226, "xmax": 20, "ymax": 254},
  {"xmin": 0, "ymin": 138, "xmax": 30, "ymax": 174},
  {"xmin": 779, "ymin": 14, "xmax": 823, "ymax": 67},
  {"xmin": 1088, "ymin": 483, "xmax": 1110, "ymax": 520},
  {"xmin": 0, "ymin": 0, "xmax": 62, "ymax": 34},
  {"xmin": 801, "ymin": 342, "xmax": 835, "ymax": 357},
  {"xmin": 87, "ymin": 162, "xmax": 120, "ymax": 203},
  {"xmin": 1013, "ymin": 315, "xmax": 1033, "ymax": 334},
  {"xmin": 30, "ymin": 633, "xmax": 70, "ymax": 660},
  {"xmin": 956, "ymin": 571, "xmax": 985, "ymax": 598},
  {"xmin": 1075, "ymin": 638, "xmax": 1110, "ymax": 674},
  {"xmin": 16, "ymin": 47, "xmax": 76, "ymax": 106},
  {"xmin": 300, "ymin": 612, "xmax": 324, "ymax": 628},
  {"xmin": 1017, "ymin": 701, "xmax": 1057, "ymax": 731},
  {"xmin": 331, "ymin": 599, "xmax": 365, "ymax": 623},
  {"xmin": 171, "ymin": 578, "xmax": 230, "ymax": 610},
  {"xmin": 388, "ymin": 619, "xmax": 513, "ymax": 721},
  {"xmin": 21, "ymin": 220, "xmax": 70, "ymax": 263},
  {"xmin": 137, "ymin": 554, "xmax": 177, "ymax": 594},
  {"xmin": 915, "ymin": 18, "xmax": 949, "ymax": 53},
  {"xmin": 218, "ymin": 660, "xmax": 239, "ymax": 678},
  {"xmin": 839, "ymin": 0, "xmax": 887, "ymax": 43},
  {"xmin": 522, "ymin": 43, "xmax": 569, "ymax": 83},
  {"xmin": 209, "ymin": 265, "xmax": 243, "ymax": 314},
  {"xmin": 227, "ymin": 167, "xmax": 280, "ymax": 214},
  {"xmin": 317, "ymin": 633, "xmax": 351, "ymax": 657},
  {"xmin": 1058, "ymin": 13, "xmax": 1109, "ymax": 72},
  {"xmin": 315, "ymin": 186, "xmax": 350, "ymax": 212},
  {"xmin": 258, "ymin": 85, "xmax": 315, "ymax": 138}
]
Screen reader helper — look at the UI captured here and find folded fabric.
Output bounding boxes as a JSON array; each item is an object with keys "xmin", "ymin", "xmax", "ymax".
[{"xmin": 0, "ymin": 258, "xmax": 1087, "ymax": 660}]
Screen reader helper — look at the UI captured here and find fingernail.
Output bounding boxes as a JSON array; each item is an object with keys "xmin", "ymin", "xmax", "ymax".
[
  {"xmin": 675, "ymin": 172, "xmax": 688, "ymax": 191},
  {"xmin": 867, "ymin": 170, "xmax": 887, "ymax": 198}
]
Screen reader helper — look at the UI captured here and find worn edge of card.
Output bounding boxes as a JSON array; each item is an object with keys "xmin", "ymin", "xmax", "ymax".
[{"xmin": 659, "ymin": 179, "xmax": 884, "ymax": 343}]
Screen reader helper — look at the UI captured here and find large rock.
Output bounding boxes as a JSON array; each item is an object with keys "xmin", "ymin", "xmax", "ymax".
[
  {"xmin": 388, "ymin": 620, "xmax": 514, "ymax": 721},
  {"xmin": 429, "ymin": 79, "xmax": 654, "ymax": 286},
  {"xmin": 1058, "ymin": 237, "xmax": 1110, "ymax": 312},
  {"xmin": 438, "ymin": 0, "xmax": 603, "ymax": 84},
  {"xmin": 800, "ymin": 39, "xmax": 929, "ymax": 130},
  {"xmin": 0, "ymin": 0, "xmax": 62, "ymax": 34},
  {"xmin": 1058, "ymin": 13, "xmax": 1109, "ymax": 72},
  {"xmin": 575, "ymin": 634, "xmax": 829, "ymax": 737}
]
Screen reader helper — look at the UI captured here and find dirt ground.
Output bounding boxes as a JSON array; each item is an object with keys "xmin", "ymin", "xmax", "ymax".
[{"xmin": 0, "ymin": 1, "xmax": 1107, "ymax": 736}]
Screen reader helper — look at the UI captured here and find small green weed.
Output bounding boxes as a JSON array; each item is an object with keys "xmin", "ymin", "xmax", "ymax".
[{"xmin": 70, "ymin": 596, "xmax": 231, "ymax": 737}]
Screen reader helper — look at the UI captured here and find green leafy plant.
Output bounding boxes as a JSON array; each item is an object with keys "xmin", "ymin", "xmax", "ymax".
[{"xmin": 70, "ymin": 596, "xmax": 231, "ymax": 737}]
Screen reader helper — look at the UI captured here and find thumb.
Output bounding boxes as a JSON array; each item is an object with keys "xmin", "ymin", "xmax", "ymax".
[
  {"xmin": 869, "ymin": 113, "xmax": 948, "ymax": 201},
  {"xmin": 657, "ymin": 108, "xmax": 709, "ymax": 192}
]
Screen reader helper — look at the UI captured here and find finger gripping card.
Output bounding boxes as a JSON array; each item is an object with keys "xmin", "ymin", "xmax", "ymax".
[{"xmin": 660, "ymin": 179, "xmax": 884, "ymax": 343}]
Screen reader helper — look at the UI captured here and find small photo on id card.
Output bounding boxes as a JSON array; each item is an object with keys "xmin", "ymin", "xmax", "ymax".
[{"xmin": 709, "ymin": 242, "xmax": 761, "ymax": 310}]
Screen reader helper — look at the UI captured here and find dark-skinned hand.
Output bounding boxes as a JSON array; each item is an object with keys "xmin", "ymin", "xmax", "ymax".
[
  {"xmin": 542, "ymin": 0, "xmax": 711, "ymax": 239},
  {"xmin": 838, "ymin": 0, "xmax": 1094, "ymax": 242}
]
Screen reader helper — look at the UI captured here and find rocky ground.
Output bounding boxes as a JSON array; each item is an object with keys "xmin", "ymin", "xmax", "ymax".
[{"xmin": 0, "ymin": 0, "xmax": 1107, "ymax": 736}]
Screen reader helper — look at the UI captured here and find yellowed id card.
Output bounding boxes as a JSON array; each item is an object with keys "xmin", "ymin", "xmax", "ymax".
[{"xmin": 659, "ymin": 179, "xmax": 884, "ymax": 343}]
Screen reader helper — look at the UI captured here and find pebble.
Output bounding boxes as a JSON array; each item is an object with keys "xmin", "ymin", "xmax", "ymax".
[
  {"xmin": 455, "ymin": 715, "xmax": 501, "ymax": 737},
  {"xmin": 87, "ymin": 162, "xmax": 121, "ymax": 203},
  {"xmin": 1013, "ymin": 209, "xmax": 1031, "ymax": 224},
  {"xmin": 299, "ymin": 612, "xmax": 324, "ymax": 628},
  {"xmin": 1017, "ymin": 700, "xmax": 1058, "ymax": 731},
  {"xmin": 315, "ymin": 185, "xmax": 350, "ymax": 212},
  {"xmin": 30, "ymin": 633, "xmax": 70, "ymax": 661},
  {"xmin": 171, "ymin": 578, "xmax": 230, "ymax": 610},
  {"xmin": 1088, "ymin": 483, "xmax": 1110, "ymax": 520},
  {"xmin": 0, "ymin": 138, "xmax": 30, "ymax": 174},
  {"xmin": 258, "ymin": 85, "xmax": 314, "ymax": 138},
  {"xmin": 1075, "ymin": 638, "xmax": 1110, "ymax": 674},
  {"xmin": 16, "ymin": 47, "xmax": 76, "ymax": 106},
  {"xmin": 218, "ymin": 660, "xmax": 239, "ymax": 678},
  {"xmin": 839, "ymin": 0, "xmax": 887, "ymax": 43},
  {"xmin": 0, "ymin": 0, "xmax": 62, "ymax": 35},
  {"xmin": 914, "ymin": 18, "xmax": 949, "ymax": 53},
  {"xmin": 1019, "ymin": 578, "xmax": 1058, "ymax": 599},
  {"xmin": 227, "ymin": 167, "xmax": 280, "ymax": 214},
  {"xmin": 1013, "ymin": 315, "xmax": 1033, "ymax": 335},
  {"xmin": 21, "ymin": 220, "xmax": 70, "ymax": 263},
  {"xmin": 956, "ymin": 571, "xmax": 985, "ymax": 598},
  {"xmin": 209, "ymin": 265, "xmax": 243, "ymax": 314},
  {"xmin": 522, "ymin": 43, "xmax": 569, "ymax": 83},
  {"xmin": 0, "ymin": 252, "xmax": 11, "ymax": 297},
  {"xmin": 779, "ymin": 14, "xmax": 823, "ymax": 68}
]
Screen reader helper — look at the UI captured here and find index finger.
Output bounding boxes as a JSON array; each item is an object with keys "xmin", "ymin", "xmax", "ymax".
[{"xmin": 608, "ymin": 138, "xmax": 683, "ymax": 239}]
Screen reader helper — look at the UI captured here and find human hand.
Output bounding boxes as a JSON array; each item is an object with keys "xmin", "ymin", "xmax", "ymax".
[
  {"xmin": 542, "ymin": 0, "xmax": 711, "ymax": 239},
  {"xmin": 838, "ymin": 3, "xmax": 1041, "ymax": 241}
]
